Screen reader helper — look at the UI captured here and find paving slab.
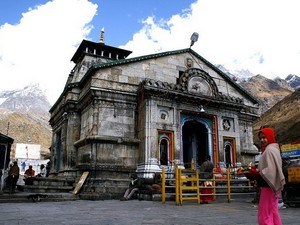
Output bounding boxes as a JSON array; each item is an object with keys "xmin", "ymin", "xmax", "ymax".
[{"xmin": 0, "ymin": 197, "xmax": 299, "ymax": 225}]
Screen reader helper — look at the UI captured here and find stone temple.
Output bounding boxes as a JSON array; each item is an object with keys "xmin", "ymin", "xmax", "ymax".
[{"xmin": 48, "ymin": 31, "xmax": 260, "ymax": 198}]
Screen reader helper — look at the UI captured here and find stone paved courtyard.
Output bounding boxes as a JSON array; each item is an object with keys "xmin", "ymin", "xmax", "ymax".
[{"xmin": 0, "ymin": 197, "xmax": 299, "ymax": 225}]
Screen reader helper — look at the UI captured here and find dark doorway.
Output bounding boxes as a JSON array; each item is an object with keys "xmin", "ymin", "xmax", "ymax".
[
  {"xmin": 182, "ymin": 120, "xmax": 208, "ymax": 168},
  {"xmin": 159, "ymin": 139, "xmax": 168, "ymax": 165},
  {"xmin": 223, "ymin": 138, "xmax": 236, "ymax": 166},
  {"xmin": 225, "ymin": 144, "xmax": 232, "ymax": 166}
]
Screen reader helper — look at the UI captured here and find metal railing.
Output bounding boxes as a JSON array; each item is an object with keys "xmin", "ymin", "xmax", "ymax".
[{"xmin": 161, "ymin": 163, "xmax": 255, "ymax": 205}]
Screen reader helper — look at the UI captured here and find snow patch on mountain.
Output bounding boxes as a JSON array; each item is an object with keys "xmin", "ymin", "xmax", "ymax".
[
  {"xmin": 216, "ymin": 64, "xmax": 300, "ymax": 90},
  {"xmin": 0, "ymin": 97, "xmax": 8, "ymax": 105},
  {"xmin": 215, "ymin": 64, "xmax": 254, "ymax": 83},
  {"xmin": 285, "ymin": 74, "xmax": 300, "ymax": 89},
  {"xmin": 0, "ymin": 84, "xmax": 51, "ymax": 113}
]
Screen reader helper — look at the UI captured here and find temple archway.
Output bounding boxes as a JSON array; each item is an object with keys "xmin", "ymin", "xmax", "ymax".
[
  {"xmin": 182, "ymin": 120, "xmax": 209, "ymax": 168},
  {"xmin": 223, "ymin": 138, "xmax": 236, "ymax": 167},
  {"xmin": 159, "ymin": 139, "xmax": 169, "ymax": 165}
]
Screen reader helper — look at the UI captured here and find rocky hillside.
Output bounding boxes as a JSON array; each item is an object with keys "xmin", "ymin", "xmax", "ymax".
[
  {"xmin": 238, "ymin": 74, "xmax": 299, "ymax": 146},
  {"xmin": 217, "ymin": 64, "xmax": 300, "ymax": 90},
  {"xmin": 0, "ymin": 84, "xmax": 51, "ymax": 113},
  {"xmin": 253, "ymin": 88, "xmax": 300, "ymax": 145},
  {"xmin": 0, "ymin": 85, "xmax": 51, "ymax": 159},
  {"xmin": 239, "ymin": 75, "xmax": 293, "ymax": 113},
  {"xmin": 217, "ymin": 65, "xmax": 299, "ymax": 113},
  {"xmin": 285, "ymin": 74, "xmax": 300, "ymax": 89}
]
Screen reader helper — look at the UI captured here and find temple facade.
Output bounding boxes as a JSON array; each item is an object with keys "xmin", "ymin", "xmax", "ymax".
[{"xmin": 49, "ymin": 36, "xmax": 260, "ymax": 197}]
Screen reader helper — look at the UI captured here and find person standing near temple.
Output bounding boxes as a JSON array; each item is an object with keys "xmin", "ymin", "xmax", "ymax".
[
  {"xmin": 21, "ymin": 161, "xmax": 26, "ymax": 172},
  {"xmin": 200, "ymin": 155, "xmax": 214, "ymax": 203},
  {"xmin": 257, "ymin": 127, "xmax": 285, "ymax": 225},
  {"xmin": 46, "ymin": 161, "xmax": 51, "ymax": 177},
  {"xmin": 8, "ymin": 161, "xmax": 20, "ymax": 194},
  {"xmin": 200, "ymin": 155, "xmax": 214, "ymax": 179}
]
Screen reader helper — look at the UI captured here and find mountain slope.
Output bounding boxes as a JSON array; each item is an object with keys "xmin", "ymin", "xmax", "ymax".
[
  {"xmin": 0, "ymin": 109, "xmax": 51, "ymax": 158},
  {"xmin": 0, "ymin": 85, "xmax": 51, "ymax": 159},
  {"xmin": 239, "ymin": 75, "xmax": 293, "ymax": 113},
  {"xmin": 286, "ymin": 74, "xmax": 300, "ymax": 89},
  {"xmin": 0, "ymin": 84, "xmax": 51, "ymax": 113},
  {"xmin": 253, "ymin": 88, "xmax": 300, "ymax": 145}
]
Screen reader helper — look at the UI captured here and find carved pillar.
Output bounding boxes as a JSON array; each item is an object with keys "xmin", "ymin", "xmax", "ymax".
[
  {"xmin": 60, "ymin": 113, "xmax": 68, "ymax": 170},
  {"xmin": 91, "ymin": 100, "xmax": 99, "ymax": 136},
  {"xmin": 66, "ymin": 111, "xmax": 81, "ymax": 169},
  {"xmin": 90, "ymin": 99, "xmax": 99, "ymax": 173}
]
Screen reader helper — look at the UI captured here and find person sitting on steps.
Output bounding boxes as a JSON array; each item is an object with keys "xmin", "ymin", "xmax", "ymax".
[
  {"xmin": 120, "ymin": 173, "xmax": 162, "ymax": 201},
  {"xmin": 36, "ymin": 164, "xmax": 46, "ymax": 177},
  {"xmin": 120, "ymin": 173, "xmax": 140, "ymax": 201},
  {"xmin": 24, "ymin": 165, "xmax": 35, "ymax": 185}
]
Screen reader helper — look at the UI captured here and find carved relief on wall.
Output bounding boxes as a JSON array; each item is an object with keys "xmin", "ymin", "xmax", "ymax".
[
  {"xmin": 187, "ymin": 76, "xmax": 213, "ymax": 96},
  {"xmin": 222, "ymin": 119, "xmax": 231, "ymax": 131},
  {"xmin": 179, "ymin": 68, "xmax": 219, "ymax": 97},
  {"xmin": 185, "ymin": 57, "xmax": 194, "ymax": 68},
  {"xmin": 222, "ymin": 118, "xmax": 234, "ymax": 132},
  {"xmin": 159, "ymin": 110, "xmax": 169, "ymax": 121},
  {"xmin": 157, "ymin": 106, "xmax": 173, "ymax": 124}
]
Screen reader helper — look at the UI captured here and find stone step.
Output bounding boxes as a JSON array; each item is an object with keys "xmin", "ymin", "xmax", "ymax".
[
  {"xmin": 23, "ymin": 185, "xmax": 74, "ymax": 193},
  {"xmin": 32, "ymin": 177, "xmax": 75, "ymax": 187},
  {"xmin": 0, "ymin": 191, "xmax": 79, "ymax": 203}
]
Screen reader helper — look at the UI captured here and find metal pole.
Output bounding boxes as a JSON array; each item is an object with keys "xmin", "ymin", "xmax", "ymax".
[
  {"xmin": 227, "ymin": 166, "xmax": 231, "ymax": 203},
  {"xmin": 175, "ymin": 164, "xmax": 179, "ymax": 205},
  {"xmin": 161, "ymin": 167, "xmax": 165, "ymax": 203}
]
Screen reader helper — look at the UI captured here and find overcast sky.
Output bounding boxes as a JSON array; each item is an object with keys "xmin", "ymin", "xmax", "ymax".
[{"xmin": 1, "ymin": 0, "xmax": 300, "ymax": 105}]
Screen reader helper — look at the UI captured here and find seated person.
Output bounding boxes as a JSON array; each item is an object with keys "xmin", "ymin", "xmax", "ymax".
[
  {"xmin": 138, "ymin": 173, "xmax": 162, "ymax": 196},
  {"xmin": 147, "ymin": 173, "xmax": 162, "ymax": 192},
  {"xmin": 120, "ymin": 173, "xmax": 162, "ymax": 201},
  {"xmin": 120, "ymin": 173, "xmax": 140, "ymax": 201},
  {"xmin": 36, "ymin": 164, "xmax": 46, "ymax": 177},
  {"xmin": 24, "ymin": 165, "xmax": 35, "ymax": 185}
]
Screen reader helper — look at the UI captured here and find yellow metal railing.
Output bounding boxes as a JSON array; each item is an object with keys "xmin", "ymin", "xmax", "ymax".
[
  {"xmin": 160, "ymin": 161, "xmax": 255, "ymax": 204},
  {"xmin": 178, "ymin": 167, "xmax": 200, "ymax": 205},
  {"xmin": 161, "ymin": 167, "xmax": 166, "ymax": 203}
]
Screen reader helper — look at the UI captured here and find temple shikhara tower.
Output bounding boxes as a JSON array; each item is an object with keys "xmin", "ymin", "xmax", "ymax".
[{"xmin": 49, "ymin": 30, "xmax": 260, "ymax": 198}]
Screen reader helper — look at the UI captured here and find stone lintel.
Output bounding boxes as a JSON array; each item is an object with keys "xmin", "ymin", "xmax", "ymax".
[
  {"xmin": 74, "ymin": 135, "xmax": 140, "ymax": 147},
  {"xmin": 77, "ymin": 164, "xmax": 135, "ymax": 172}
]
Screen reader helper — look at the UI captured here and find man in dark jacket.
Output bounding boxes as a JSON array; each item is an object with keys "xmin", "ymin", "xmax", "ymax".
[
  {"xmin": 8, "ymin": 161, "xmax": 19, "ymax": 194},
  {"xmin": 200, "ymin": 155, "xmax": 214, "ymax": 203},
  {"xmin": 200, "ymin": 155, "xmax": 214, "ymax": 179}
]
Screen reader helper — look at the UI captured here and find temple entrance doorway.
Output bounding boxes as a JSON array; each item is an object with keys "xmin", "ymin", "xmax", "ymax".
[
  {"xmin": 223, "ymin": 137, "xmax": 236, "ymax": 167},
  {"xmin": 182, "ymin": 120, "xmax": 208, "ymax": 168}
]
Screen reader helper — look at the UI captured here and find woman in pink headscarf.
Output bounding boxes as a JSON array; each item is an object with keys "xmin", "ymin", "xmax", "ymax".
[{"xmin": 257, "ymin": 127, "xmax": 285, "ymax": 225}]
